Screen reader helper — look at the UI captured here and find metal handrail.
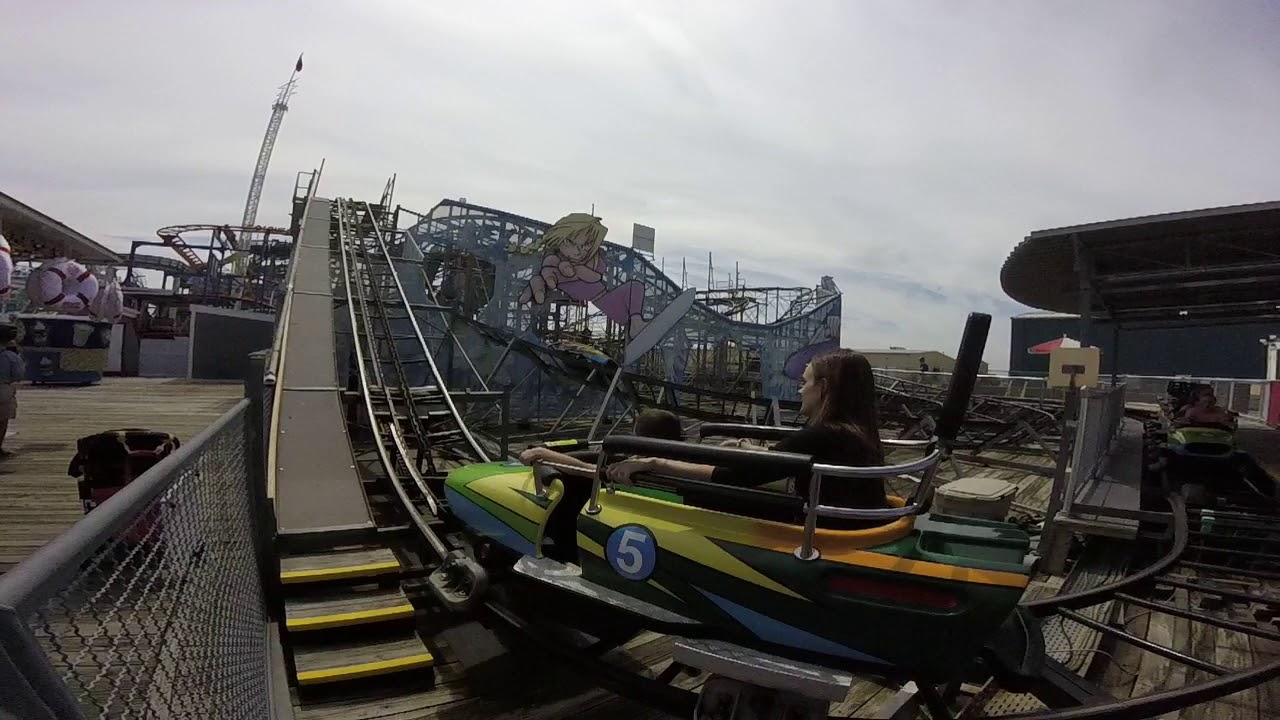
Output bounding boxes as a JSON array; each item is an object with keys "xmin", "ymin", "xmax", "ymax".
[
  {"xmin": 531, "ymin": 459, "xmax": 597, "ymax": 497},
  {"xmin": 264, "ymin": 160, "xmax": 323, "ymax": 385},
  {"xmin": 698, "ymin": 422, "xmax": 936, "ymax": 452},
  {"xmin": 795, "ymin": 448, "xmax": 944, "ymax": 561},
  {"xmin": 0, "ymin": 401, "xmax": 253, "ymax": 720},
  {"xmin": 883, "ymin": 438, "xmax": 938, "ymax": 449}
]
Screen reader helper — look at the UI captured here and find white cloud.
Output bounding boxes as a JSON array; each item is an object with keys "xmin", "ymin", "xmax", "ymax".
[{"xmin": 3, "ymin": 0, "xmax": 1280, "ymax": 370}]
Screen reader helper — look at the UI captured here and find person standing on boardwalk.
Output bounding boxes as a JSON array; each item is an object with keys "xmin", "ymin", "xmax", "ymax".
[{"xmin": 0, "ymin": 325, "xmax": 24, "ymax": 458}]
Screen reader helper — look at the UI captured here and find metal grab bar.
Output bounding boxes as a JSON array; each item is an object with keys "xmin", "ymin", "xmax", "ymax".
[
  {"xmin": 588, "ymin": 452, "xmax": 609, "ymax": 514},
  {"xmin": 813, "ymin": 452, "xmax": 942, "ymax": 480},
  {"xmin": 536, "ymin": 460, "xmax": 598, "ymax": 477},
  {"xmin": 579, "ymin": 435, "xmax": 945, "ymax": 551},
  {"xmin": 794, "ymin": 448, "xmax": 944, "ymax": 561},
  {"xmin": 882, "ymin": 438, "xmax": 938, "ymax": 449},
  {"xmin": 697, "ymin": 423, "xmax": 936, "ymax": 453},
  {"xmin": 529, "ymin": 459, "xmax": 598, "ymax": 498}
]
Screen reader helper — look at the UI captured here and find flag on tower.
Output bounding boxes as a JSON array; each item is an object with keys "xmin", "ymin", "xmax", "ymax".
[{"xmin": 295, "ymin": 54, "xmax": 304, "ymax": 73}]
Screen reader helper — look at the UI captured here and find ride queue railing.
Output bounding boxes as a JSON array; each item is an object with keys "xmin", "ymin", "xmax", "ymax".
[
  {"xmin": 264, "ymin": 161, "xmax": 323, "ymax": 387},
  {"xmin": 1061, "ymin": 383, "xmax": 1128, "ymax": 516},
  {"xmin": 0, "ymin": 400, "xmax": 278, "ymax": 720},
  {"xmin": 875, "ymin": 368, "xmax": 1270, "ymax": 421}
]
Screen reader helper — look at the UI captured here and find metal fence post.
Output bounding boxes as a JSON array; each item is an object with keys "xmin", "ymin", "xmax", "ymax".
[
  {"xmin": 1041, "ymin": 384, "xmax": 1080, "ymax": 554},
  {"xmin": 1063, "ymin": 388, "xmax": 1093, "ymax": 517},
  {"xmin": 251, "ymin": 347, "xmax": 293, "ymax": 720},
  {"xmin": 245, "ymin": 350, "xmax": 282, "ymax": 624}
]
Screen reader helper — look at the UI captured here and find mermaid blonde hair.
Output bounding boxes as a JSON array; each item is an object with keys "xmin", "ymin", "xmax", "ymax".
[{"xmin": 512, "ymin": 213, "xmax": 608, "ymax": 256}]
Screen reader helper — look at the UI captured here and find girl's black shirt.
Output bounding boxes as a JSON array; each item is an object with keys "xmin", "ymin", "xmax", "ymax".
[{"xmin": 709, "ymin": 425, "xmax": 889, "ymax": 513}]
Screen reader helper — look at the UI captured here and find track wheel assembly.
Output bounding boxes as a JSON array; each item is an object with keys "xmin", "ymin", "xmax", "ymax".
[{"xmin": 428, "ymin": 549, "xmax": 490, "ymax": 611}]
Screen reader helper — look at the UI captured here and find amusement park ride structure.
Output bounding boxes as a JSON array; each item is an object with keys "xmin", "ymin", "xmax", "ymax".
[
  {"xmin": 121, "ymin": 58, "xmax": 305, "ymax": 333},
  {"xmin": 395, "ymin": 199, "xmax": 843, "ymax": 426}
]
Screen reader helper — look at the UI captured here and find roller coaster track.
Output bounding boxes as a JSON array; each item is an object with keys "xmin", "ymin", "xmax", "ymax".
[
  {"xmin": 989, "ymin": 495, "xmax": 1280, "ymax": 720},
  {"xmin": 312, "ymin": 197, "xmax": 1280, "ymax": 720},
  {"xmin": 875, "ymin": 373, "xmax": 1062, "ymax": 452},
  {"xmin": 411, "ymin": 302, "xmax": 1062, "ymax": 458}
]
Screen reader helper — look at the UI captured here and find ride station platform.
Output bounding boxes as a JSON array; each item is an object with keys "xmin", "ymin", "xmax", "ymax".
[
  {"xmin": 270, "ymin": 197, "xmax": 375, "ymax": 542},
  {"xmin": 1064, "ymin": 417, "xmax": 1144, "ymax": 539}
]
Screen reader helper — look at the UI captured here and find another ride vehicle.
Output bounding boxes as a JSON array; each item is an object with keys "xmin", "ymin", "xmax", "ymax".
[{"xmin": 1159, "ymin": 381, "xmax": 1244, "ymax": 487}]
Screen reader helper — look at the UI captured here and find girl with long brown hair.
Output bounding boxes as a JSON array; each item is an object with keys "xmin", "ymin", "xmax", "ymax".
[{"xmin": 606, "ymin": 349, "xmax": 889, "ymax": 514}]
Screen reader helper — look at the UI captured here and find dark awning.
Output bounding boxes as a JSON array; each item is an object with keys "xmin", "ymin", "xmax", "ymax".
[
  {"xmin": 1001, "ymin": 200, "xmax": 1280, "ymax": 324},
  {"xmin": 0, "ymin": 191, "xmax": 121, "ymax": 264}
]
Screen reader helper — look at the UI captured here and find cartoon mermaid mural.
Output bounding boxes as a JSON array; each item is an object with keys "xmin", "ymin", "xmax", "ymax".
[
  {"xmin": 517, "ymin": 213, "xmax": 649, "ymax": 339},
  {"xmin": 783, "ymin": 308, "xmax": 842, "ymax": 381}
]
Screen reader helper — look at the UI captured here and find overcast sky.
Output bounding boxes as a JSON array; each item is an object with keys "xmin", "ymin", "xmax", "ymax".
[{"xmin": 4, "ymin": 0, "xmax": 1280, "ymax": 369}]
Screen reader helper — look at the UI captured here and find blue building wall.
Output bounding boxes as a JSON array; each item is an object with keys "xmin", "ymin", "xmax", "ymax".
[{"xmin": 1009, "ymin": 315, "xmax": 1277, "ymax": 378}]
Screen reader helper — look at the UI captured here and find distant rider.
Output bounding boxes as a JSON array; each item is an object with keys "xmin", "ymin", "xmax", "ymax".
[{"xmin": 1175, "ymin": 387, "xmax": 1232, "ymax": 427}]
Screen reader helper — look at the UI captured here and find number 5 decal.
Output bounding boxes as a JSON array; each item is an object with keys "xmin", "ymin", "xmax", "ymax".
[{"xmin": 606, "ymin": 525, "xmax": 658, "ymax": 581}]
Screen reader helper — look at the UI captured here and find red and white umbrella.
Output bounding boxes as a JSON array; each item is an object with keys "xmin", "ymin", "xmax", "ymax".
[{"xmin": 1027, "ymin": 335, "xmax": 1082, "ymax": 355}]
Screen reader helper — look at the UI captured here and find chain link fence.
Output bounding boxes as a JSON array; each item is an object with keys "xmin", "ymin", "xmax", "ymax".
[{"xmin": 0, "ymin": 400, "xmax": 270, "ymax": 720}]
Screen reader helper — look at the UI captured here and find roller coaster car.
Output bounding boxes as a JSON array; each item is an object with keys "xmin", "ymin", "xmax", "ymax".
[
  {"xmin": 446, "ymin": 438, "xmax": 1040, "ymax": 685},
  {"xmin": 1166, "ymin": 421, "xmax": 1238, "ymax": 459},
  {"xmin": 1161, "ymin": 382, "xmax": 1240, "ymax": 460},
  {"xmin": 446, "ymin": 313, "xmax": 1045, "ymax": 692}
]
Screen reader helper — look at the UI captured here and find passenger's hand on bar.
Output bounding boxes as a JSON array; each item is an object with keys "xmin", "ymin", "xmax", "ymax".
[{"xmin": 606, "ymin": 458, "xmax": 654, "ymax": 486}]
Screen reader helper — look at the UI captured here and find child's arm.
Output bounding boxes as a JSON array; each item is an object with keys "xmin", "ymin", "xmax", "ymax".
[
  {"xmin": 573, "ymin": 253, "xmax": 603, "ymax": 283},
  {"xmin": 518, "ymin": 446, "xmax": 594, "ymax": 471}
]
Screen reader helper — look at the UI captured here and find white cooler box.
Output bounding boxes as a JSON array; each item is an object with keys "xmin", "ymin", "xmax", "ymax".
[{"xmin": 933, "ymin": 476, "xmax": 1018, "ymax": 521}]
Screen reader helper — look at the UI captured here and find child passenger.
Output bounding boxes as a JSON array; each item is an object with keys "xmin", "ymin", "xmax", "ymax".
[{"xmin": 518, "ymin": 408, "xmax": 683, "ymax": 471}]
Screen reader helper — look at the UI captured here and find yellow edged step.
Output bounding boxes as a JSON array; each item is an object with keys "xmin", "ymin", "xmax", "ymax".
[
  {"xmin": 285, "ymin": 587, "xmax": 416, "ymax": 632},
  {"xmin": 293, "ymin": 635, "xmax": 435, "ymax": 686},
  {"xmin": 280, "ymin": 547, "xmax": 401, "ymax": 585}
]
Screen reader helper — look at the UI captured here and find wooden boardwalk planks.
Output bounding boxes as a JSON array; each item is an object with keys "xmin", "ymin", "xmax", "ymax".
[{"xmin": 0, "ymin": 377, "xmax": 243, "ymax": 573}]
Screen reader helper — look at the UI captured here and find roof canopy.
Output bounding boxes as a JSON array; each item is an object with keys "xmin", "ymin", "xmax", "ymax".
[
  {"xmin": 1001, "ymin": 200, "xmax": 1280, "ymax": 324},
  {"xmin": 0, "ymin": 191, "xmax": 120, "ymax": 264}
]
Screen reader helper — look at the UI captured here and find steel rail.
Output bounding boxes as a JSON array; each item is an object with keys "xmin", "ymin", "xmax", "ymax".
[
  {"xmin": 361, "ymin": 202, "xmax": 492, "ymax": 463},
  {"xmin": 335, "ymin": 199, "xmax": 448, "ymax": 559},
  {"xmin": 346, "ymin": 201, "xmax": 444, "ymax": 513}
]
